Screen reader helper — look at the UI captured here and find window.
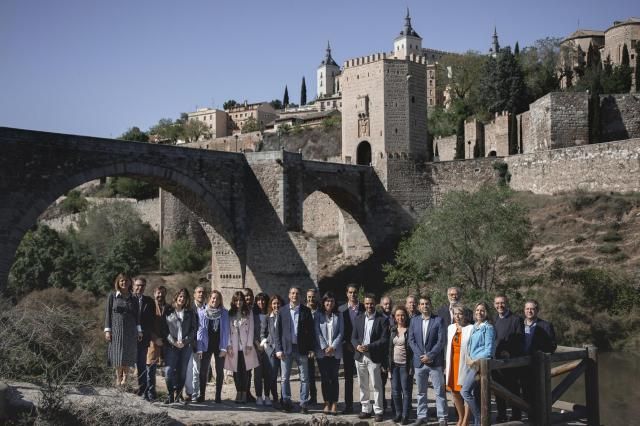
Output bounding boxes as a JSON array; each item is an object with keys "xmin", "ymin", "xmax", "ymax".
[{"xmin": 411, "ymin": 96, "xmax": 415, "ymax": 103}]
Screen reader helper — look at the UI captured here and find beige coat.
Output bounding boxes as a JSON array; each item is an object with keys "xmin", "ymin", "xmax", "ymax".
[{"xmin": 224, "ymin": 313, "xmax": 260, "ymax": 372}]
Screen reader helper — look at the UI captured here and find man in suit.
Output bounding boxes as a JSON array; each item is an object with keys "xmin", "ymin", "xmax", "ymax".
[
  {"xmin": 185, "ymin": 286, "xmax": 207, "ymax": 402},
  {"xmin": 378, "ymin": 296, "xmax": 394, "ymax": 415},
  {"xmin": 351, "ymin": 293, "xmax": 389, "ymax": 422},
  {"xmin": 338, "ymin": 284, "xmax": 364, "ymax": 414},
  {"xmin": 132, "ymin": 277, "xmax": 155, "ymax": 398},
  {"xmin": 306, "ymin": 288, "xmax": 320, "ymax": 405},
  {"xmin": 494, "ymin": 294, "xmax": 525, "ymax": 422},
  {"xmin": 406, "ymin": 295, "xmax": 419, "ymax": 320},
  {"xmin": 436, "ymin": 286, "xmax": 473, "ymax": 328},
  {"xmin": 408, "ymin": 295, "xmax": 447, "ymax": 426},
  {"xmin": 521, "ymin": 299, "xmax": 557, "ymax": 419},
  {"xmin": 275, "ymin": 286, "xmax": 316, "ymax": 413}
]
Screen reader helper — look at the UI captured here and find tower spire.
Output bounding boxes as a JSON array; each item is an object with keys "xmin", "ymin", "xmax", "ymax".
[
  {"xmin": 405, "ymin": 7, "xmax": 413, "ymax": 34},
  {"xmin": 491, "ymin": 26, "xmax": 500, "ymax": 56},
  {"xmin": 322, "ymin": 40, "xmax": 337, "ymax": 66}
]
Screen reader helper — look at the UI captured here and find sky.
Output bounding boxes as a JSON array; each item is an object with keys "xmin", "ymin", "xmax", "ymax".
[{"xmin": 1, "ymin": 0, "xmax": 638, "ymax": 138}]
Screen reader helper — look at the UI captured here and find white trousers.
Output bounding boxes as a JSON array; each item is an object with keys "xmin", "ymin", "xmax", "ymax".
[
  {"xmin": 184, "ymin": 351, "xmax": 200, "ymax": 397},
  {"xmin": 355, "ymin": 354, "xmax": 383, "ymax": 415}
]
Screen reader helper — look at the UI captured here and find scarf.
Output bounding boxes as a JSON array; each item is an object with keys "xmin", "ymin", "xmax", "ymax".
[{"xmin": 205, "ymin": 306, "xmax": 222, "ymax": 332}]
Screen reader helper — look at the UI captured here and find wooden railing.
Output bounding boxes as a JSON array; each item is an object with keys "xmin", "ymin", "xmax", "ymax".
[{"xmin": 478, "ymin": 345, "xmax": 599, "ymax": 426}]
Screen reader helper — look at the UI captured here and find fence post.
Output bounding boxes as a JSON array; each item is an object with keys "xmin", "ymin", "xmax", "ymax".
[
  {"xmin": 534, "ymin": 351, "xmax": 552, "ymax": 426},
  {"xmin": 584, "ymin": 345, "xmax": 600, "ymax": 426},
  {"xmin": 480, "ymin": 358, "xmax": 491, "ymax": 426}
]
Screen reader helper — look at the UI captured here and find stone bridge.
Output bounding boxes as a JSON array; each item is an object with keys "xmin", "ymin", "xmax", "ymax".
[{"xmin": 0, "ymin": 127, "xmax": 413, "ymax": 298}]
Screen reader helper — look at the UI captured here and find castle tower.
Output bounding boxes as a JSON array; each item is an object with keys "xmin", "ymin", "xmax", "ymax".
[
  {"xmin": 393, "ymin": 8, "xmax": 422, "ymax": 58},
  {"xmin": 489, "ymin": 26, "xmax": 500, "ymax": 57},
  {"xmin": 317, "ymin": 41, "xmax": 340, "ymax": 97}
]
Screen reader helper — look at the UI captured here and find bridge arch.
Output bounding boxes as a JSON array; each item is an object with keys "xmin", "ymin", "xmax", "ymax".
[{"xmin": 2, "ymin": 158, "xmax": 245, "ymax": 290}]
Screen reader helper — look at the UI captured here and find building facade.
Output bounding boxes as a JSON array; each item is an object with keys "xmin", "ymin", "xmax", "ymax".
[
  {"xmin": 187, "ymin": 108, "xmax": 229, "ymax": 138},
  {"xmin": 226, "ymin": 101, "xmax": 277, "ymax": 133}
]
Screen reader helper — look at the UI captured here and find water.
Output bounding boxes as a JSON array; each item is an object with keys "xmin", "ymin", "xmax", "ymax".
[{"xmin": 551, "ymin": 351, "xmax": 640, "ymax": 425}]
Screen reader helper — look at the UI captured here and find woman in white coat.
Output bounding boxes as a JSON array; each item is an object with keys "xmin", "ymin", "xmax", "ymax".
[
  {"xmin": 225, "ymin": 290, "xmax": 260, "ymax": 403},
  {"xmin": 445, "ymin": 303, "xmax": 474, "ymax": 426}
]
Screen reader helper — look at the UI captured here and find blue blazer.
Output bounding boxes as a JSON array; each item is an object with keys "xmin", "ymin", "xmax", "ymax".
[
  {"xmin": 408, "ymin": 314, "xmax": 445, "ymax": 368},
  {"xmin": 275, "ymin": 304, "xmax": 316, "ymax": 355},
  {"xmin": 315, "ymin": 312, "xmax": 344, "ymax": 359},
  {"xmin": 196, "ymin": 307, "xmax": 229, "ymax": 353},
  {"xmin": 261, "ymin": 313, "xmax": 279, "ymax": 357}
]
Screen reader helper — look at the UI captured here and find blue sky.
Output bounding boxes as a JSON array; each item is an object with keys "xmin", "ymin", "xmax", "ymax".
[{"xmin": 1, "ymin": 0, "xmax": 637, "ymax": 138}]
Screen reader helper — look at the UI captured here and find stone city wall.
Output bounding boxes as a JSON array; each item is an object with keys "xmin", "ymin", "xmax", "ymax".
[
  {"xmin": 484, "ymin": 113, "xmax": 510, "ymax": 157},
  {"xmin": 303, "ymin": 191, "xmax": 339, "ymax": 237},
  {"xmin": 465, "ymin": 119, "xmax": 484, "ymax": 158},
  {"xmin": 600, "ymin": 94, "xmax": 640, "ymax": 142},
  {"xmin": 506, "ymin": 138, "xmax": 640, "ymax": 194}
]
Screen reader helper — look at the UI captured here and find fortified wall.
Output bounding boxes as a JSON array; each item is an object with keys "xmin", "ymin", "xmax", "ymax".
[
  {"xmin": 506, "ymin": 137, "xmax": 640, "ymax": 195},
  {"xmin": 600, "ymin": 94, "xmax": 640, "ymax": 142}
]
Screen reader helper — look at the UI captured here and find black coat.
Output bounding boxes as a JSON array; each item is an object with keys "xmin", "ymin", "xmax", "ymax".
[
  {"xmin": 436, "ymin": 304, "xmax": 474, "ymax": 329},
  {"xmin": 137, "ymin": 295, "xmax": 155, "ymax": 344},
  {"xmin": 351, "ymin": 312, "xmax": 390, "ymax": 364},
  {"xmin": 494, "ymin": 310, "xmax": 525, "ymax": 359},
  {"xmin": 261, "ymin": 314, "xmax": 279, "ymax": 357},
  {"xmin": 338, "ymin": 302, "xmax": 364, "ymax": 350},
  {"xmin": 524, "ymin": 318, "xmax": 557, "ymax": 354},
  {"xmin": 276, "ymin": 304, "xmax": 316, "ymax": 355}
]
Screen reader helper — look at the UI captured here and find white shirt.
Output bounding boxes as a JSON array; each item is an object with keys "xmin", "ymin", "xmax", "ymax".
[
  {"xmin": 363, "ymin": 313, "xmax": 375, "ymax": 345},
  {"xmin": 289, "ymin": 304, "xmax": 300, "ymax": 344},
  {"xmin": 326, "ymin": 314, "xmax": 334, "ymax": 345},
  {"xmin": 422, "ymin": 316, "xmax": 431, "ymax": 346},
  {"xmin": 176, "ymin": 309, "xmax": 184, "ymax": 341}
]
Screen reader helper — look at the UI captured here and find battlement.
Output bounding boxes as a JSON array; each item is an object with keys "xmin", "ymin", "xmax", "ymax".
[{"xmin": 343, "ymin": 52, "xmax": 428, "ymax": 69}]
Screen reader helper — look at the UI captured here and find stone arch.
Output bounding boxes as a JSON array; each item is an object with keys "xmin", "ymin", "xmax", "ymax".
[
  {"xmin": 4, "ymin": 161, "xmax": 244, "ymax": 289},
  {"xmin": 356, "ymin": 141, "xmax": 372, "ymax": 165},
  {"xmin": 488, "ymin": 150, "xmax": 497, "ymax": 157}
]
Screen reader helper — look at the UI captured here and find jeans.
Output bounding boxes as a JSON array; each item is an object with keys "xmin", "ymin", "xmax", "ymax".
[
  {"xmin": 185, "ymin": 351, "xmax": 200, "ymax": 397},
  {"xmin": 200, "ymin": 350, "xmax": 224, "ymax": 400},
  {"xmin": 355, "ymin": 355, "xmax": 383, "ymax": 415},
  {"xmin": 391, "ymin": 365, "xmax": 412, "ymax": 419},
  {"xmin": 146, "ymin": 362, "xmax": 157, "ymax": 400},
  {"xmin": 234, "ymin": 350, "xmax": 248, "ymax": 392},
  {"xmin": 280, "ymin": 346, "xmax": 309, "ymax": 406},
  {"xmin": 415, "ymin": 364, "xmax": 447, "ymax": 421},
  {"xmin": 255, "ymin": 350, "xmax": 271, "ymax": 398},
  {"xmin": 267, "ymin": 352, "xmax": 280, "ymax": 401},
  {"xmin": 136, "ymin": 340, "xmax": 149, "ymax": 394},
  {"xmin": 165, "ymin": 345, "xmax": 192, "ymax": 395},
  {"xmin": 461, "ymin": 368, "xmax": 481, "ymax": 426},
  {"xmin": 318, "ymin": 356, "xmax": 340, "ymax": 403},
  {"xmin": 308, "ymin": 355, "xmax": 318, "ymax": 401}
]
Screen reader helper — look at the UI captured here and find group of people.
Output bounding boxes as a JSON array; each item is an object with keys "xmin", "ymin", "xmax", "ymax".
[{"xmin": 104, "ymin": 275, "xmax": 557, "ymax": 426}]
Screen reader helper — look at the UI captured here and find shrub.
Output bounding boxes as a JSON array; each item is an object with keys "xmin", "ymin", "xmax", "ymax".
[
  {"xmin": 160, "ymin": 238, "xmax": 210, "ymax": 273},
  {"xmin": 59, "ymin": 190, "xmax": 89, "ymax": 214},
  {"xmin": 574, "ymin": 235, "xmax": 586, "ymax": 243},
  {"xmin": 107, "ymin": 177, "xmax": 158, "ymax": 200},
  {"xmin": 597, "ymin": 243, "xmax": 620, "ymax": 254},
  {"xmin": 572, "ymin": 256, "xmax": 590, "ymax": 266},
  {"xmin": 612, "ymin": 252, "xmax": 629, "ymax": 262},
  {"xmin": 601, "ymin": 230, "xmax": 623, "ymax": 242},
  {"xmin": 570, "ymin": 191, "xmax": 599, "ymax": 211}
]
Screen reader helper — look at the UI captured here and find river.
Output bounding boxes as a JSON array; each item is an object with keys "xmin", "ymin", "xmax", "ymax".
[{"xmin": 551, "ymin": 351, "xmax": 640, "ymax": 425}]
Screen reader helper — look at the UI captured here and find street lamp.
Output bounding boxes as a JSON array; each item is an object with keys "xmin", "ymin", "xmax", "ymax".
[{"xmin": 235, "ymin": 134, "xmax": 238, "ymax": 152}]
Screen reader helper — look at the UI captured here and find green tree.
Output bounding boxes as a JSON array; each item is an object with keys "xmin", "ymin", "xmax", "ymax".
[
  {"xmin": 160, "ymin": 238, "xmax": 211, "ymax": 273},
  {"xmin": 119, "ymin": 126, "xmax": 149, "ymax": 142},
  {"xmin": 223, "ymin": 99, "xmax": 238, "ymax": 110},
  {"xmin": 514, "ymin": 42, "xmax": 520, "ymax": 56},
  {"xmin": 384, "ymin": 185, "xmax": 531, "ymax": 292},
  {"xmin": 182, "ymin": 119, "xmax": 212, "ymax": 143},
  {"xmin": 107, "ymin": 177, "xmax": 158, "ymax": 200},
  {"xmin": 283, "ymin": 85, "xmax": 289, "ymax": 107},
  {"xmin": 270, "ymin": 99, "xmax": 283, "ymax": 110},
  {"xmin": 241, "ymin": 116, "xmax": 261, "ymax": 133},
  {"xmin": 621, "ymin": 44, "xmax": 630, "ymax": 67},
  {"xmin": 59, "ymin": 190, "xmax": 89, "ymax": 214},
  {"xmin": 520, "ymin": 38, "xmax": 562, "ymax": 103},
  {"xmin": 300, "ymin": 77, "xmax": 307, "ymax": 106},
  {"xmin": 8, "ymin": 225, "xmax": 76, "ymax": 298},
  {"xmin": 148, "ymin": 118, "xmax": 181, "ymax": 144}
]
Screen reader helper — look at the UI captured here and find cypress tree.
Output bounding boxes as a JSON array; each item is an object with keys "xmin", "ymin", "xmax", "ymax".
[
  {"xmin": 455, "ymin": 118, "xmax": 465, "ymax": 159},
  {"xmin": 283, "ymin": 85, "xmax": 289, "ymax": 107},
  {"xmin": 622, "ymin": 44, "xmax": 630, "ymax": 67},
  {"xmin": 300, "ymin": 77, "xmax": 307, "ymax": 106},
  {"xmin": 635, "ymin": 47, "xmax": 640, "ymax": 92},
  {"xmin": 514, "ymin": 42, "xmax": 520, "ymax": 56}
]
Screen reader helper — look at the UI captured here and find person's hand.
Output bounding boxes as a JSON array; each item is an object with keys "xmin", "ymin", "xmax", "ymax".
[
  {"xmin": 227, "ymin": 346, "xmax": 233, "ymax": 356},
  {"xmin": 420, "ymin": 354, "xmax": 430, "ymax": 364},
  {"xmin": 137, "ymin": 332, "xmax": 143, "ymax": 342},
  {"xmin": 155, "ymin": 338, "xmax": 163, "ymax": 346},
  {"xmin": 197, "ymin": 352, "xmax": 203, "ymax": 360},
  {"xmin": 105, "ymin": 331, "xmax": 111, "ymax": 342},
  {"xmin": 219, "ymin": 350, "xmax": 227, "ymax": 358},
  {"xmin": 175, "ymin": 340, "xmax": 184, "ymax": 349},
  {"xmin": 308, "ymin": 351, "xmax": 315, "ymax": 359},
  {"xmin": 465, "ymin": 357, "xmax": 476, "ymax": 368},
  {"xmin": 276, "ymin": 351, "xmax": 285, "ymax": 360}
]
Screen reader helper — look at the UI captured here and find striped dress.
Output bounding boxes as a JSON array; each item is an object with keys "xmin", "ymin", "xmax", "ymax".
[{"xmin": 105, "ymin": 292, "xmax": 139, "ymax": 367}]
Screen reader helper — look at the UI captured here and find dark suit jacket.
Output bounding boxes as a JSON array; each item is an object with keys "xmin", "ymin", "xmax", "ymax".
[
  {"xmin": 436, "ymin": 304, "xmax": 474, "ymax": 328},
  {"xmin": 408, "ymin": 314, "xmax": 445, "ymax": 368},
  {"xmin": 135, "ymin": 295, "xmax": 155, "ymax": 343},
  {"xmin": 351, "ymin": 312, "xmax": 390, "ymax": 364},
  {"xmin": 339, "ymin": 302, "xmax": 364, "ymax": 351},
  {"xmin": 494, "ymin": 310, "xmax": 525, "ymax": 359},
  {"xmin": 525, "ymin": 318, "xmax": 557, "ymax": 355},
  {"xmin": 276, "ymin": 304, "xmax": 316, "ymax": 355}
]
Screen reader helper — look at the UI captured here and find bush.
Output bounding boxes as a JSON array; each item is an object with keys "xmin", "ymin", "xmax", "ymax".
[
  {"xmin": 601, "ymin": 231, "xmax": 623, "ymax": 242},
  {"xmin": 107, "ymin": 177, "xmax": 158, "ymax": 200},
  {"xmin": 612, "ymin": 252, "xmax": 629, "ymax": 262},
  {"xmin": 597, "ymin": 243, "xmax": 620, "ymax": 254},
  {"xmin": 572, "ymin": 256, "xmax": 590, "ymax": 266},
  {"xmin": 574, "ymin": 235, "xmax": 586, "ymax": 243},
  {"xmin": 59, "ymin": 190, "xmax": 89, "ymax": 214},
  {"xmin": 160, "ymin": 238, "xmax": 210, "ymax": 273}
]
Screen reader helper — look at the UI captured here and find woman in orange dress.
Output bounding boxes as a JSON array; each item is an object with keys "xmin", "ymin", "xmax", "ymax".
[{"xmin": 445, "ymin": 303, "xmax": 473, "ymax": 426}]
